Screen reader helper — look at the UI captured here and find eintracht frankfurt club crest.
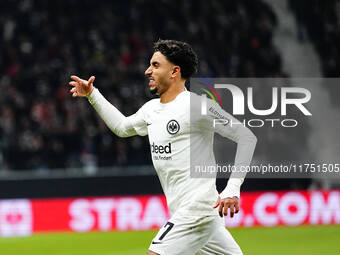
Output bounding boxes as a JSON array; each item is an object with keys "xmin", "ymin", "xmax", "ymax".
[{"xmin": 167, "ymin": 120, "xmax": 180, "ymax": 135}]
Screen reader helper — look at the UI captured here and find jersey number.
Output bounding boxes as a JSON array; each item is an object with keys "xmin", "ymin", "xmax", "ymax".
[{"xmin": 159, "ymin": 221, "xmax": 174, "ymax": 240}]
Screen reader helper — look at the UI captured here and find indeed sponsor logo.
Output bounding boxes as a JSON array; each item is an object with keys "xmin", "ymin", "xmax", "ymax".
[{"xmin": 151, "ymin": 142, "xmax": 172, "ymax": 154}]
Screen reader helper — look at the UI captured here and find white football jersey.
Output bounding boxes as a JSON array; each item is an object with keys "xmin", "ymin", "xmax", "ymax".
[{"xmin": 88, "ymin": 89, "xmax": 256, "ymax": 216}]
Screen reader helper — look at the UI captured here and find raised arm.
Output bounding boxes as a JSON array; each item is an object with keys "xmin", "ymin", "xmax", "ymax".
[{"xmin": 69, "ymin": 75, "xmax": 146, "ymax": 138}]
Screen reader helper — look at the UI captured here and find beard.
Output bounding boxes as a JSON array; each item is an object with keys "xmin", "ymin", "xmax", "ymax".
[{"xmin": 150, "ymin": 86, "xmax": 158, "ymax": 95}]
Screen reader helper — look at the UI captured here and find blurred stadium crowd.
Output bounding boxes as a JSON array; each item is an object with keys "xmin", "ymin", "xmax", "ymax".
[
  {"xmin": 289, "ymin": 0, "xmax": 340, "ymax": 77},
  {"xmin": 0, "ymin": 0, "xmax": 336, "ymax": 171},
  {"xmin": 289, "ymin": 0, "xmax": 340, "ymax": 106}
]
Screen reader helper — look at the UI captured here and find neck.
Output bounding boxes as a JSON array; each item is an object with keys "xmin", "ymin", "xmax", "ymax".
[{"xmin": 160, "ymin": 80, "xmax": 186, "ymax": 103}]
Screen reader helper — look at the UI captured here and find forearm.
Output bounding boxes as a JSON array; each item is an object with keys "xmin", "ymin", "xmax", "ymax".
[
  {"xmin": 87, "ymin": 88, "xmax": 137, "ymax": 137},
  {"xmin": 220, "ymin": 126, "xmax": 257, "ymax": 199}
]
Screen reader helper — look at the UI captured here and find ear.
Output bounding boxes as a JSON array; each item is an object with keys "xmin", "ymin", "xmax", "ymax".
[{"xmin": 171, "ymin": 66, "xmax": 181, "ymax": 78}]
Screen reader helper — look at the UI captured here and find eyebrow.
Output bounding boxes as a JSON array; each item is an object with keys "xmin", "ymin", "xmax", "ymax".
[{"xmin": 150, "ymin": 61, "xmax": 160, "ymax": 66}]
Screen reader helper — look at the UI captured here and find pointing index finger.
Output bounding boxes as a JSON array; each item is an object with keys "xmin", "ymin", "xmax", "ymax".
[{"xmin": 71, "ymin": 75, "xmax": 81, "ymax": 83}]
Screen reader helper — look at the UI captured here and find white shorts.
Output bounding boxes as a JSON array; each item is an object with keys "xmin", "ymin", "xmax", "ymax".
[{"xmin": 149, "ymin": 213, "xmax": 242, "ymax": 255}]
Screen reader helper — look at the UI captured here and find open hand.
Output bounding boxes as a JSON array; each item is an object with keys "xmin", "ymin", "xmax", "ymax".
[
  {"xmin": 69, "ymin": 75, "xmax": 95, "ymax": 97},
  {"xmin": 213, "ymin": 196, "xmax": 240, "ymax": 218}
]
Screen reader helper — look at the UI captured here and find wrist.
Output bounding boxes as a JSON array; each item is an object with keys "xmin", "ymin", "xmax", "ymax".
[
  {"xmin": 86, "ymin": 86, "xmax": 95, "ymax": 98},
  {"xmin": 220, "ymin": 180, "xmax": 242, "ymax": 199}
]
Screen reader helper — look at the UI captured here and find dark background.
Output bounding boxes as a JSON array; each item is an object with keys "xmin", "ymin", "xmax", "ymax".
[{"xmin": 1, "ymin": 0, "xmax": 339, "ymax": 198}]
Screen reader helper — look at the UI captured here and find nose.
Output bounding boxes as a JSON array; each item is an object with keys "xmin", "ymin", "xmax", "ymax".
[{"xmin": 145, "ymin": 66, "xmax": 152, "ymax": 76}]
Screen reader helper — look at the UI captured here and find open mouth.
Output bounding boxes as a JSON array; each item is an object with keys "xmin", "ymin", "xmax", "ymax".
[{"xmin": 149, "ymin": 77, "xmax": 155, "ymax": 86}]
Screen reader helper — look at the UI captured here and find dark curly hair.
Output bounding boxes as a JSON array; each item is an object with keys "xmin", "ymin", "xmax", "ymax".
[{"xmin": 153, "ymin": 39, "xmax": 198, "ymax": 79}]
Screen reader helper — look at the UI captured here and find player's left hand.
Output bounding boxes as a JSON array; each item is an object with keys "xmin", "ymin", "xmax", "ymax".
[{"xmin": 213, "ymin": 196, "xmax": 239, "ymax": 218}]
